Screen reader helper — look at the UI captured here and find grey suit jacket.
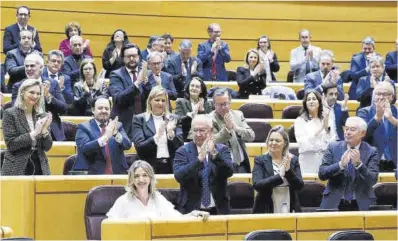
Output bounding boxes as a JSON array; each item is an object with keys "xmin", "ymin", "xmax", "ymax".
[
  {"xmin": 318, "ymin": 141, "xmax": 379, "ymax": 211},
  {"xmin": 1, "ymin": 107, "xmax": 52, "ymax": 175}
]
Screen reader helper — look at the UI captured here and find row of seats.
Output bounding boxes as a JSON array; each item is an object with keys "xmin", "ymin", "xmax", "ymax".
[
  {"xmin": 244, "ymin": 229, "xmax": 375, "ymax": 240},
  {"xmin": 85, "ymin": 182, "xmax": 397, "ymax": 240}
]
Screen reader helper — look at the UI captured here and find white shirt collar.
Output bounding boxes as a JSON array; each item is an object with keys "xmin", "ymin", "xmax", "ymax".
[
  {"xmin": 347, "ymin": 142, "xmax": 361, "ymax": 150},
  {"xmin": 95, "ymin": 119, "xmax": 108, "ymax": 130},
  {"xmin": 17, "ymin": 23, "xmax": 27, "ymax": 30}
]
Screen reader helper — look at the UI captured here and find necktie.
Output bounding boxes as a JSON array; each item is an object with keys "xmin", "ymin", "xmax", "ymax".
[
  {"xmin": 131, "ymin": 71, "xmax": 143, "ymax": 114},
  {"xmin": 184, "ymin": 61, "xmax": 191, "ymax": 82},
  {"xmin": 201, "ymin": 158, "xmax": 211, "ymax": 208},
  {"xmin": 345, "ymin": 160, "xmax": 356, "ymax": 201},
  {"xmin": 304, "ymin": 48, "xmax": 311, "ymax": 74},
  {"xmin": 383, "ymin": 119, "xmax": 392, "ymax": 160},
  {"xmin": 50, "ymin": 74, "xmax": 57, "ymax": 80},
  {"xmin": 211, "ymin": 46, "xmax": 217, "ymax": 80},
  {"xmin": 100, "ymin": 124, "xmax": 113, "ymax": 174}
]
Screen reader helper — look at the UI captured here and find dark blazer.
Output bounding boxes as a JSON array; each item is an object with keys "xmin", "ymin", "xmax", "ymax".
[
  {"xmin": 236, "ymin": 67, "xmax": 267, "ymax": 99},
  {"xmin": 1, "ymin": 63, "xmax": 7, "ymax": 93},
  {"xmin": 385, "ymin": 51, "xmax": 397, "ymax": 81},
  {"xmin": 304, "ymin": 71, "xmax": 345, "ymax": 100},
  {"xmin": 101, "ymin": 45, "xmax": 126, "ymax": 79},
  {"xmin": 357, "ymin": 105, "xmax": 397, "ymax": 166},
  {"xmin": 262, "ymin": 52, "xmax": 280, "ymax": 81},
  {"xmin": 348, "ymin": 52, "xmax": 371, "ymax": 100},
  {"xmin": 73, "ymin": 81, "xmax": 109, "ymax": 116},
  {"xmin": 356, "ymin": 75, "xmax": 395, "ymax": 108},
  {"xmin": 252, "ymin": 153, "xmax": 304, "ymax": 213},
  {"xmin": 165, "ymin": 55, "xmax": 204, "ymax": 98},
  {"xmin": 131, "ymin": 113, "xmax": 184, "ymax": 170},
  {"xmin": 147, "ymin": 71, "xmax": 178, "ymax": 101},
  {"xmin": 141, "ymin": 49, "xmax": 150, "ymax": 62},
  {"xmin": 332, "ymin": 103, "xmax": 349, "ymax": 141},
  {"xmin": 174, "ymin": 97, "xmax": 213, "ymax": 141},
  {"xmin": 1, "ymin": 107, "xmax": 52, "ymax": 175},
  {"xmin": 74, "ymin": 119, "xmax": 131, "ymax": 174},
  {"xmin": 197, "ymin": 40, "xmax": 231, "ymax": 81},
  {"xmin": 173, "ymin": 142, "xmax": 234, "ymax": 214},
  {"xmin": 5, "ymin": 48, "xmax": 41, "ymax": 90},
  {"xmin": 318, "ymin": 141, "xmax": 380, "ymax": 211},
  {"xmin": 62, "ymin": 54, "xmax": 92, "ymax": 84},
  {"xmin": 12, "ymin": 79, "xmax": 67, "ymax": 141},
  {"xmin": 42, "ymin": 67, "xmax": 73, "ymax": 104},
  {"xmin": 109, "ymin": 66, "xmax": 151, "ymax": 139},
  {"xmin": 3, "ymin": 23, "xmax": 42, "ymax": 53}
]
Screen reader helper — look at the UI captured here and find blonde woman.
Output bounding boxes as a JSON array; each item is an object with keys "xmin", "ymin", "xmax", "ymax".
[
  {"xmin": 131, "ymin": 86, "xmax": 184, "ymax": 174},
  {"xmin": 1, "ymin": 79, "xmax": 53, "ymax": 175},
  {"xmin": 107, "ymin": 160, "xmax": 209, "ymax": 219},
  {"xmin": 73, "ymin": 59, "xmax": 108, "ymax": 116}
]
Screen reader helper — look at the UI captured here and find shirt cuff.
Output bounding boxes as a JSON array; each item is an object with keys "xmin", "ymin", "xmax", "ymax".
[
  {"xmin": 355, "ymin": 162, "xmax": 363, "ymax": 169},
  {"xmin": 114, "ymin": 132, "xmax": 123, "ymax": 143},
  {"xmin": 98, "ymin": 136, "xmax": 108, "ymax": 147}
]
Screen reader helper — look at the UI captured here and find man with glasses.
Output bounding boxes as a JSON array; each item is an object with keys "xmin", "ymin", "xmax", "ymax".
[
  {"xmin": 173, "ymin": 114, "xmax": 233, "ymax": 215},
  {"xmin": 109, "ymin": 43, "xmax": 150, "ymax": 139},
  {"xmin": 319, "ymin": 116, "xmax": 380, "ymax": 211},
  {"xmin": 63, "ymin": 35, "xmax": 92, "ymax": 84},
  {"xmin": 197, "ymin": 23, "xmax": 231, "ymax": 81},
  {"xmin": 210, "ymin": 88, "xmax": 255, "ymax": 173},
  {"xmin": 357, "ymin": 82, "xmax": 397, "ymax": 172},
  {"xmin": 147, "ymin": 51, "xmax": 177, "ymax": 102},
  {"xmin": 166, "ymin": 39, "xmax": 204, "ymax": 98},
  {"xmin": 3, "ymin": 6, "xmax": 42, "ymax": 54}
]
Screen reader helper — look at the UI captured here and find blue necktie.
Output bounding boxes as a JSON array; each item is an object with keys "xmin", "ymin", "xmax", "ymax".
[
  {"xmin": 345, "ymin": 161, "xmax": 356, "ymax": 201},
  {"xmin": 383, "ymin": 119, "xmax": 392, "ymax": 160},
  {"xmin": 201, "ymin": 159, "xmax": 211, "ymax": 208}
]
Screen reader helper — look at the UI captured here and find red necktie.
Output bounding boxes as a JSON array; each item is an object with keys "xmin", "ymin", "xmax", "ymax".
[
  {"xmin": 100, "ymin": 124, "xmax": 113, "ymax": 174},
  {"xmin": 211, "ymin": 50, "xmax": 217, "ymax": 78}
]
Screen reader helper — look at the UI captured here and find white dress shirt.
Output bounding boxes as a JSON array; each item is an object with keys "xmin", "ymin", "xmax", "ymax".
[
  {"xmin": 272, "ymin": 161, "xmax": 290, "ymax": 213},
  {"xmin": 153, "ymin": 115, "xmax": 170, "ymax": 158},
  {"xmin": 289, "ymin": 44, "xmax": 322, "ymax": 83},
  {"xmin": 106, "ymin": 192, "xmax": 182, "ymax": 219}
]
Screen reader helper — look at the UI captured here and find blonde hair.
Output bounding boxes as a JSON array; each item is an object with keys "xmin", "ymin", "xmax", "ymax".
[
  {"xmin": 145, "ymin": 86, "xmax": 170, "ymax": 121},
  {"xmin": 244, "ymin": 48, "xmax": 260, "ymax": 69},
  {"xmin": 14, "ymin": 79, "xmax": 45, "ymax": 113},
  {"xmin": 125, "ymin": 160, "xmax": 157, "ymax": 198}
]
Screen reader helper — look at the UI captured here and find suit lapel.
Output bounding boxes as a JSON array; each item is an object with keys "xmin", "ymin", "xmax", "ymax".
[
  {"xmin": 185, "ymin": 99, "xmax": 193, "ymax": 112},
  {"xmin": 146, "ymin": 115, "xmax": 156, "ymax": 135},
  {"xmin": 90, "ymin": 119, "xmax": 102, "ymax": 139},
  {"xmin": 316, "ymin": 71, "xmax": 322, "ymax": 86},
  {"xmin": 263, "ymin": 154, "xmax": 274, "ymax": 176},
  {"xmin": 334, "ymin": 104, "xmax": 341, "ymax": 124},
  {"xmin": 122, "ymin": 67, "xmax": 133, "ymax": 86},
  {"xmin": 15, "ymin": 108, "xmax": 31, "ymax": 134}
]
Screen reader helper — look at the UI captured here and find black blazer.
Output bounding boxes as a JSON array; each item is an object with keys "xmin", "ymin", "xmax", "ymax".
[
  {"xmin": 131, "ymin": 113, "xmax": 184, "ymax": 168},
  {"xmin": 236, "ymin": 67, "xmax": 267, "ymax": 99},
  {"xmin": 252, "ymin": 153, "xmax": 304, "ymax": 214}
]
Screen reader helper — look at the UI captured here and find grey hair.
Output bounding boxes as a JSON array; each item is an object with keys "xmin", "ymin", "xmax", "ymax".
[
  {"xmin": 212, "ymin": 88, "xmax": 231, "ymax": 103},
  {"xmin": 147, "ymin": 51, "xmax": 163, "ymax": 63},
  {"xmin": 374, "ymin": 81, "xmax": 394, "ymax": 94},
  {"xmin": 369, "ymin": 55, "xmax": 384, "ymax": 66},
  {"xmin": 362, "ymin": 36, "xmax": 375, "ymax": 47},
  {"xmin": 319, "ymin": 49, "xmax": 334, "ymax": 62},
  {"xmin": 47, "ymin": 50, "xmax": 65, "ymax": 64},
  {"xmin": 346, "ymin": 116, "xmax": 367, "ymax": 132},
  {"xmin": 125, "ymin": 160, "xmax": 157, "ymax": 198},
  {"xmin": 25, "ymin": 52, "xmax": 44, "ymax": 66},
  {"xmin": 265, "ymin": 125, "xmax": 290, "ymax": 157},
  {"xmin": 19, "ymin": 29, "xmax": 33, "ymax": 39},
  {"xmin": 299, "ymin": 29, "xmax": 311, "ymax": 38},
  {"xmin": 192, "ymin": 114, "xmax": 213, "ymax": 129},
  {"xmin": 69, "ymin": 35, "xmax": 83, "ymax": 46},
  {"xmin": 14, "ymin": 79, "xmax": 45, "ymax": 113},
  {"xmin": 179, "ymin": 39, "xmax": 192, "ymax": 50}
]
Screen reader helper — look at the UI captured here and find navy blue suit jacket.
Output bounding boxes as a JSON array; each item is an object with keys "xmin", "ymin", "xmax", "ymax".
[
  {"xmin": 3, "ymin": 23, "xmax": 42, "ymax": 53},
  {"xmin": 357, "ymin": 105, "xmax": 397, "ymax": 166},
  {"xmin": 356, "ymin": 75, "xmax": 395, "ymax": 108},
  {"xmin": 385, "ymin": 51, "xmax": 397, "ymax": 81},
  {"xmin": 147, "ymin": 71, "xmax": 177, "ymax": 101},
  {"xmin": 109, "ymin": 66, "xmax": 150, "ymax": 139},
  {"xmin": 74, "ymin": 119, "xmax": 131, "ymax": 174},
  {"xmin": 197, "ymin": 40, "xmax": 231, "ymax": 81},
  {"xmin": 304, "ymin": 71, "xmax": 344, "ymax": 100},
  {"xmin": 141, "ymin": 49, "xmax": 150, "ymax": 62},
  {"xmin": 318, "ymin": 141, "xmax": 380, "ymax": 211},
  {"xmin": 348, "ymin": 52, "xmax": 371, "ymax": 100},
  {"xmin": 1, "ymin": 64, "xmax": 7, "ymax": 93},
  {"xmin": 12, "ymin": 78, "xmax": 67, "ymax": 141},
  {"xmin": 173, "ymin": 142, "xmax": 233, "ymax": 214},
  {"xmin": 42, "ymin": 68, "xmax": 73, "ymax": 104},
  {"xmin": 331, "ymin": 103, "xmax": 349, "ymax": 141},
  {"xmin": 62, "ymin": 54, "xmax": 92, "ymax": 84},
  {"xmin": 165, "ymin": 55, "xmax": 204, "ymax": 98}
]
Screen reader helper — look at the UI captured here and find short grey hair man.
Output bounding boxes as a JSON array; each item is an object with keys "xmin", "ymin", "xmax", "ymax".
[
  {"xmin": 346, "ymin": 116, "xmax": 367, "ymax": 132},
  {"xmin": 179, "ymin": 39, "xmax": 193, "ymax": 50}
]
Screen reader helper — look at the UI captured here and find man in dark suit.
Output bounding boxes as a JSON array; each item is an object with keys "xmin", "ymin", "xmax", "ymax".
[
  {"xmin": 62, "ymin": 35, "xmax": 92, "ymax": 84},
  {"xmin": 348, "ymin": 36, "xmax": 379, "ymax": 99},
  {"xmin": 173, "ymin": 114, "xmax": 233, "ymax": 215},
  {"xmin": 197, "ymin": 23, "xmax": 231, "ymax": 81},
  {"xmin": 5, "ymin": 29, "xmax": 42, "ymax": 90},
  {"xmin": 318, "ymin": 116, "xmax": 380, "ymax": 211},
  {"xmin": 357, "ymin": 82, "xmax": 397, "ymax": 172},
  {"xmin": 42, "ymin": 50, "xmax": 73, "ymax": 104},
  {"xmin": 140, "ymin": 35, "xmax": 159, "ymax": 63},
  {"xmin": 147, "ymin": 51, "xmax": 177, "ymax": 101},
  {"xmin": 1, "ymin": 63, "xmax": 7, "ymax": 93},
  {"xmin": 109, "ymin": 43, "xmax": 151, "ymax": 140},
  {"xmin": 12, "ymin": 53, "xmax": 67, "ymax": 141},
  {"xmin": 304, "ymin": 50, "xmax": 344, "ymax": 100},
  {"xmin": 74, "ymin": 96, "xmax": 132, "ymax": 174},
  {"xmin": 166, "ymin": 39, "xmax": 204, "ymax": 98},
  {"xmin": 385, "ymin": 39, "xmax": 397, "ymax": 82},
  {"xmin": 3, "ymin": 6, "xmax": 41, "ymax": 53},
  {"xmin": 322, "ymin": 83, "xmax": 349, "ymax": 141}
]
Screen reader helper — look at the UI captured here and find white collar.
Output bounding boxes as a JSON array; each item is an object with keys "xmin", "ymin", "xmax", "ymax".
[{"xmin": 17, "ymin": 23, "xmax": 28, "ymax": 30}]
